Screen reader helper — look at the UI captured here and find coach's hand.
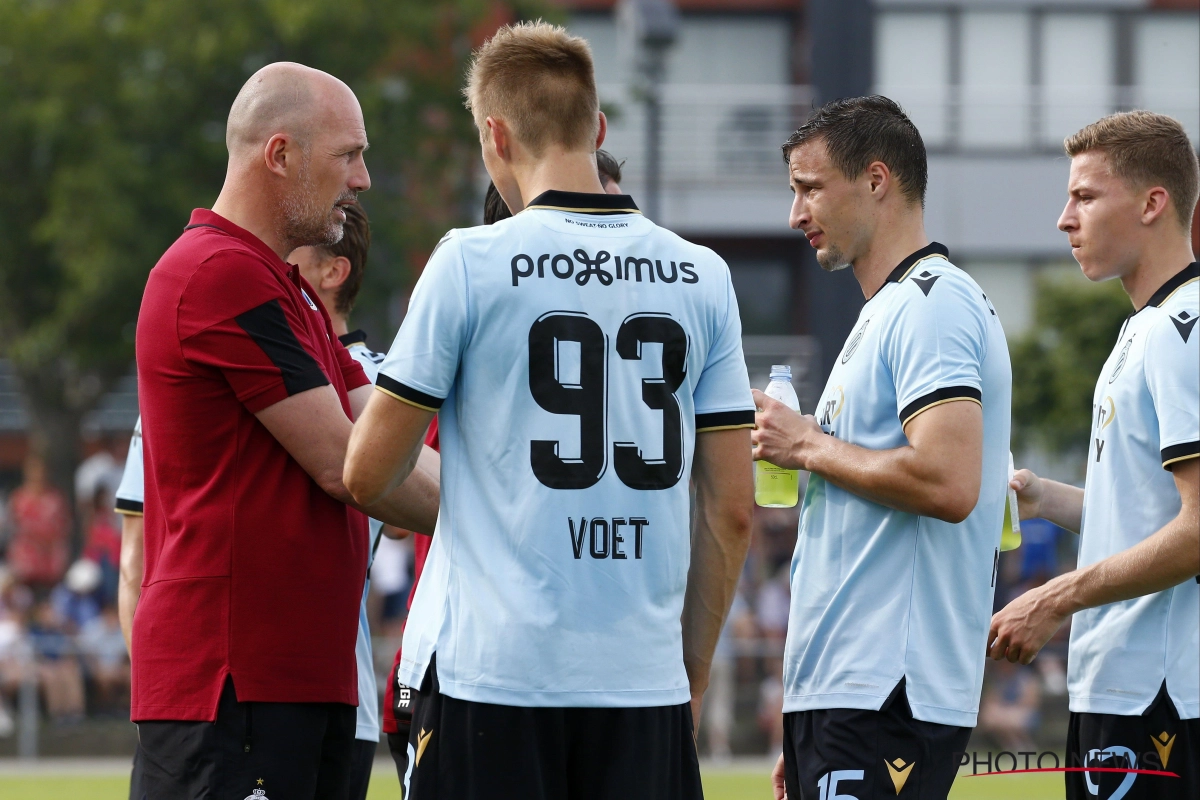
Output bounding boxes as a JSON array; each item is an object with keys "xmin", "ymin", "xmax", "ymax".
[
  {"xmin": 771, "ymin": 753, "xmax": 787, "ymax": 800},
  {"xmin": 987, "ymin": 582, "xmax": 1070, "ymax": 664},
  {"xmin": 751, "ymin": 389, "xmax": 823, "ymax": 471}
]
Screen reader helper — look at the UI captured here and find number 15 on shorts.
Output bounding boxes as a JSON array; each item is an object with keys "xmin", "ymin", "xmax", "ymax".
[{"xmin": 818, "ymin": 770, "xmax": 864, "ymax": 800}]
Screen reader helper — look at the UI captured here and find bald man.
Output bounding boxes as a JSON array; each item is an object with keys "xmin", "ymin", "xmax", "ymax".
[{"xmin": 131, "ymin": 63, "xmax": 439, "ymax": 798}]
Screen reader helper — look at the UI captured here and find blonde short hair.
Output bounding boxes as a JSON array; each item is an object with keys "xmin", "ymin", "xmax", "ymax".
[
  {"xmin": 464, "ymin": 21, "xmax": 600, "ymax": 156},
  {"xmin": 1065, "ymin": 111, "xmax": 1199, "ymax": 232}
]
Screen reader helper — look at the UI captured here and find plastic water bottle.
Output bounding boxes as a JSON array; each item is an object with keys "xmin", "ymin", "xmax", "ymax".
[
  {"xmin": 755, "ymin": 365, "xmax": 801, "ymax": 508},
  {"xmin": 1000, "ymin": 451, "xmax": 1022, "ymax": 551}
]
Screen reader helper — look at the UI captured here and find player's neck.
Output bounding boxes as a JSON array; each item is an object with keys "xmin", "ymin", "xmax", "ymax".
[
  {"xmin": 851, "ymin": 213, "xmax": 930, "ymax": 300},
  {"xmin": 212, "ymin": 171, "xmax": 293, "ymax": 261},
  {"xmin": 510, "ymin": 150, "xmax": 607, "ymax": 210},
  {"xmin": 1120, "ymin": 232, "xmax": 1196, "ymax": 311}
]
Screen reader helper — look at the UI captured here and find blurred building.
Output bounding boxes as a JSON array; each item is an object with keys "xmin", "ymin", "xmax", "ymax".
[{"xmin": 559, "ymin": 0, "xmax": 1200, "ymax": 371}]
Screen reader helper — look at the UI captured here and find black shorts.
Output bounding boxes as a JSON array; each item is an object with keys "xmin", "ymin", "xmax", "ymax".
[
  {"xmin": 1066, "ymin": 682, "xmax": 1199, "ymax": 800},
  {"xmin": 348, "ymin": 737, "xmax": 377, "ymax": 800},
  {"xmin": 136, "ymin": 676, "xmax": 357, "ymax": 799},
  {"xmin": 129, "ymin": 740, "xmax": 144, "ymax": 800},
  {"xmin": 404, "ymin": 656, "xmax": 702, "ymax": 800},
  {"xmin": 782, "ymin": 680, "xmax": 971, "ymax": 800}
]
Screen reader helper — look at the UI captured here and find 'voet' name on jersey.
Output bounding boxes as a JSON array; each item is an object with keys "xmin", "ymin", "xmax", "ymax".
[
  {"xmin": 511, "ymin": 248, "xmax": 699, "ymax": 287},
  {"xmin": 569, "ymin": 516, "xmax": 650, "ymax": 560}
]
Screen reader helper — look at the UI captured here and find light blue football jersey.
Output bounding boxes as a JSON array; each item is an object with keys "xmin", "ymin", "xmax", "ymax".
[
  {"xmin": 783, "ymin": 243, "xmax": 1012, "ymax": 727},
  {"xmin": 377, "ymin": 190, "xmax": 755, "ymax": 707},
  {"xmin": 343, "ymin": 334, "xmax": 387, "ymax": 741},
  {"xmin": 1069, "ymin": 263, "xmax": 1199, "ymax": 719}
]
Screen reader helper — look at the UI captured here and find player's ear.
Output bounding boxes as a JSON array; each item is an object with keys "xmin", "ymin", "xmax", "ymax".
[
  {"xmin": 325, "ymin": 256, "xmax": 352, "ymax": 291},
  {"xmin": 595, "ymin": 111, "xmax": 607, "ymax": 150},
  {"xmin": 486, "ymin": 117, "xmax": 509, "ymax": 161},
  {"xmin": 866, "ymin": 161, "xmax": 890, "ymax": 199},
  {"xmin": 1140, "ymin": 186, "xmax": 1173, "ymax": 228},
  {"xmin": 263, "ymin": 133, "xmax": 291, "ymax": 178}
]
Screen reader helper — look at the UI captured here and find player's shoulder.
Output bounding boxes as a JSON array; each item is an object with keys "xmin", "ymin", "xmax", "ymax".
[
  {"xmin": 1145, "ymin": 275, "xmax": 1199, "ymax": 351},
  {"xmin": 344, "ymin": 338, "xmax": 386, "ymax": 368},
  {"xmin": 892, "ymin": 251, "xmax": 989, "ymax": 315}
]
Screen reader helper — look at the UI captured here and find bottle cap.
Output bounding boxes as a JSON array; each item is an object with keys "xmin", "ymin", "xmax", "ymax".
[{"xmin": 769, "ymin": 364, "xmax": 792, "ymax": 381}]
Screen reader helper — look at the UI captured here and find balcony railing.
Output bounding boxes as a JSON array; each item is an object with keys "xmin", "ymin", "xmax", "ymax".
[{"xmin": 598, "ymin": 83, "xmax": 1200, "ymax": 192}]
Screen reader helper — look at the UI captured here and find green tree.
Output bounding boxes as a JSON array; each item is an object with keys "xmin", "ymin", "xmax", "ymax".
[
  {"xmin": 0, "ymin": 0, "xmax": 547, "ymax": 499},
  {"xmin": 1011, "ymin": 272, "xmax": 1133, "ymax": 456}
]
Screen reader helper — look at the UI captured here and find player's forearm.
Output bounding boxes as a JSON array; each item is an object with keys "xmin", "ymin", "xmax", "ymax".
[
  {"xmin": 118, "ymin": 515, "xmax": 145, "ymax": 654},
  {"xmin": 806, "ymin": 435, "xmax": 978, "ymax": 523},
  {"xmin": 358, "ymin": 446, "xmax": 440, "ymax": 534},
  {"xmin": 681, "ymin": 494, "xmax": 752, "ymax": 697},
  {"xmin": 1045, "ymin": 511, "xmax": 1199, "ymax": 616},
  {"xmin": 1027, "ymin": 478, "xmax": 1084, "ymax": 533}
]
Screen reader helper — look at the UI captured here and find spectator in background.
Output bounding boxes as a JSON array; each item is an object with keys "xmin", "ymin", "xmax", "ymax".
[
  {"xmin": 0, "ymin": 566, "xmax": 26, "ymax": 737},
  {"xmin": 6, "ymin": 452, "xmax": 70, "ymax": 591},
  {"xmin": 28, "ymin": 600, "xmax": 84, "ymax": 724},
  {"xmin": 83, "ymin": 486, "xmax": 122, "ymax": 605},
  {"xmin": 79, "ymin": 605, "xmax": 130, "ymax": 713},
  {"xmin": 50, "ymin": 559, "xmax": 103, "ymax": 633},
  {"xmin": 978, "ymin": 659, "xmax": 1042, "ymax": 753},
  {"xmin": 74, "ymin": 435, "xmax": 124, "ymax": 534},
  {"xmin": 705, "ymin": 588, "xmax": 753, "ymax": 761}
]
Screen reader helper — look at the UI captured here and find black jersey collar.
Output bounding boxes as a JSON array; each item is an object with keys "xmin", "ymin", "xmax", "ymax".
[
  {"xmin": 338, "ymin": 329, "xmax": 368, "ymax": 347},
  {"xmin": 524, "ymin": 190, "xmax": 641, "ymax": 216},
  {"xmin": 1144, "ymin": 262, "xmax": 1199, "ymax": 310},
  {"xmin": 884, "ymin": 242, "xmax": 950, "ymax": 286}
]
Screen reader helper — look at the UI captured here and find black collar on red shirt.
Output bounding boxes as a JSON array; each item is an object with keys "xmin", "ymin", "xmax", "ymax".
[
  {"xmin": 338, "ymin": 330, "xmax": 368, "ymax": 348},
  {"xmin": 1143, "ymin": 262, "xmax": 1200, "ymax": 310},
  {"xmin": 524, "ymin": 190, "xmax": 641, "ymax": 216}
]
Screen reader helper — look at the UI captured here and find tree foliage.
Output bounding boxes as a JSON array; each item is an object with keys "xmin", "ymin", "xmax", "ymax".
[
  {"xmin": 0, "ymin": 0, "xmax": 547, "ymax": 491},
  {"xmin": 1011, "ymin": 272, "xmax": 1133, "ymax": 455}
]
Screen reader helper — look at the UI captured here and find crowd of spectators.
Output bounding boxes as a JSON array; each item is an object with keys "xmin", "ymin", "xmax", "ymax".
[
  {"xmin": 0, "ymin": 448, "xmax": 130, "ymax": 735},
  {"xmin": 0, "ymin": 445, "xmax": 1078, "ymax": 756}
]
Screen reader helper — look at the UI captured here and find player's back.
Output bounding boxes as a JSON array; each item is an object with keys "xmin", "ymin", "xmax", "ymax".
[{"xmin": 378, "ymin": 190, "xmax": 753, "ymax": 707}]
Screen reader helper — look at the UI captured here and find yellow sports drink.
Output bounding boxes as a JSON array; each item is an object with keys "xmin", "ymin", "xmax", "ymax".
[
  {"xmin": 755, "ymin": 365, "xmax": 801, "ymax": 508},
  {"xmin": 1000, "ymin": 451, "xmax": 1022, "ymax": 551}
]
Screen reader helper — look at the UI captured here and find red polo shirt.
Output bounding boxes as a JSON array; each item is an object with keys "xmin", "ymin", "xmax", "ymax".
[{"xmin": 132, "ymin": 209, "xmax": 370, "ymax": 722}]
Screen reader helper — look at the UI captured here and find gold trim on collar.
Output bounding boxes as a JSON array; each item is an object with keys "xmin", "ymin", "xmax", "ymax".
[{"xmin": 524, "ymin": 204, "xmax": 642, "ymax": 215}]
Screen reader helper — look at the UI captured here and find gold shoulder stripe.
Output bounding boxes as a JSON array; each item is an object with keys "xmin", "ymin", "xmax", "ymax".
[
  {"xmin": 114, "ymin": 508, "xmax": 144, "ymax": 517},
  {"xmin": 902, "ymin": 396, "xmax": 982, "ymax": 428},
  {"xmin": 375, "ymin": 384, "xmax": 439, "ymax": 413},
  {"xmin": 696, "ymin": 423, "xmax": 757, "ymax": 433},
  {"xmin": 1163, "ymin": 452, "xmax": 1199, "ymax": 468}
]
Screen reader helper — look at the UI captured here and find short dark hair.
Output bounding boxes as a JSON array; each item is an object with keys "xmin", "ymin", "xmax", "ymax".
[
  {"xmin": 596, "ymin": 149, "xmax": 623, "ymax": 188},
  {"xmin": 321, "ymin": 202, "xmax": 370, "ymax": 315},
  {"xmin": 484, "ymin": 182, "xmax": 512, "ymax": 225},
  {"xmin": 781, "ymin": 96, "xmax": 927, "ymax": 207}
]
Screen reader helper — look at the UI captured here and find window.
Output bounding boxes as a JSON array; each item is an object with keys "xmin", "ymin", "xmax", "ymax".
[
  {"xmin": 875, "ymin": 12, "xmax": 952, "ymax": 147},
  {"xmin": 1040, "ymin": 13, "xmax": 1115, "ymax": 147},
  {"xmin": 961, "ymin": 11, "xmax": 1032, "ymax": 148},
  {"xmin": 1135, "ymin": 15, "xmax": 1200, "ymax": 141}
]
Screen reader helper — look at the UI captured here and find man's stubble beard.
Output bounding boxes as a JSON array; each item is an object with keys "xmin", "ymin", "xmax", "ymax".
[
  {"xmin": 279, "ymin": 157, "xmax": 352, "ymax": 251},
  {"xmin": 815, "ymin": 243, "xmax": 851, "ymax": 272}
]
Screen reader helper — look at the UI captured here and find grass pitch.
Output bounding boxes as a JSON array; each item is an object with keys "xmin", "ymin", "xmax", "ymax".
[{"xmin": 0, "ymin": 768, "xmax": 1066, "ymax": 799}]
